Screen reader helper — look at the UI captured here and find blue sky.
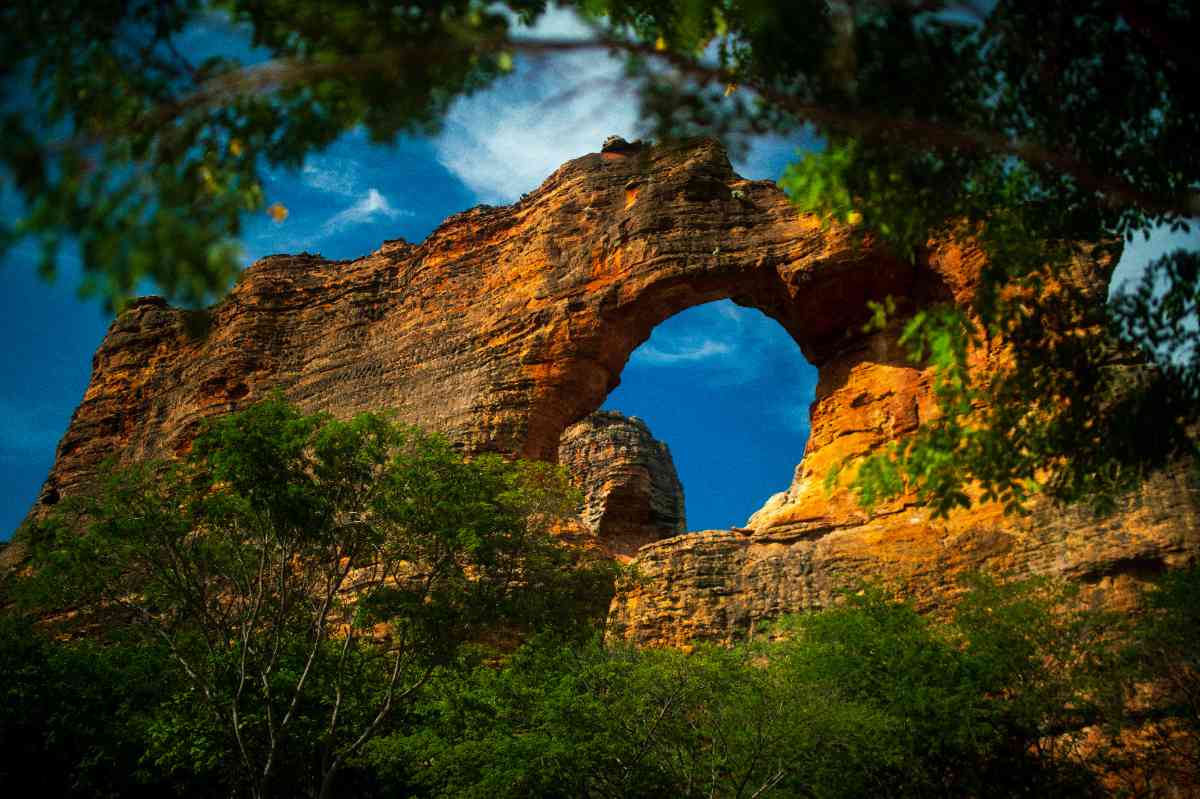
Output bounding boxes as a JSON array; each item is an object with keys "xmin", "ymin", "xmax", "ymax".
[{"xmin": 1, "ymin": 8, "xmax": 1194, "ymax": 538}]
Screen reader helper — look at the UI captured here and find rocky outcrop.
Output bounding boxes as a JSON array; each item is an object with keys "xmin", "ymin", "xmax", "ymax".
[
  {"xmin": 19, "ymin": 137, "xmax": 1200, "ymax": 645},
  {"xmin": 609, "ymin": 466, "xmax": 1199, "ymax": 645},
  {"xmin": 558, "ymin": 410, "xmax": 685, "ymax": 558}
]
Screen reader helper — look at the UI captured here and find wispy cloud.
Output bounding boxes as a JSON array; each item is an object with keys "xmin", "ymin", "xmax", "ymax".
[
  {"xmin": 635, "ymin": 338, "xmax": 734, "ymax": 365},
  {"xmin": 321, "ymin": 188, "xmax": 412, "ymax": 236},
  {"xmin": 301, "ymin": 159, "xmax": 360, "ymax": 196},
  {"xmin": 628, "ymin": 300, "xmax": 802, "ymax": 383},
  {"xmin": 433, "ymin": 9, "xmax": 638, "ymax": 204},
  {"xmin": 716, "ymin": 302, "xmax": 750, "ymax": 325},
  {"xmin": 629, "ymin": 302, "xmax": 760, "ymax": 377}
]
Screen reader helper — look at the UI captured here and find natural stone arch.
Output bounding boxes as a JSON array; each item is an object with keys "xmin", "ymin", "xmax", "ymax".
[
  {"xmin": 478, "ymin": 137, "xmax": 927, "ymax": 465},
  {"xmin": 27, "ymin": 137, "xmax": 921, "ymax": 510},
  {"xmin": 587, "ymin": 297, "xmax": 819, "ymax": 535},
  {"xmin": 18, "ymin": 138, "xmax": 1197, "ymax": 648}
]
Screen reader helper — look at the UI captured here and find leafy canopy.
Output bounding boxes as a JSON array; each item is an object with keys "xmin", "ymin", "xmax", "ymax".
[
  {"xmin": 366, "ymin": 576, "xmax": 1130, "ymax": 798},
  {"xmin": 8, "ymin": 558, "xmax": 1200, "ymax": 796},
  {"xmin": 21, "ymin": 394, "xmax": 614, "ymax": 799}
]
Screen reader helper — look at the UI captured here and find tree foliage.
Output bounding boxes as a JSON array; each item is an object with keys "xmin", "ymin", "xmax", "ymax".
[
  {"xmin": 0, "ymin": 616, "xmax": 189, "ymax": 798},
  {"xmin": 20, "ymin": 395, "xmax": 614, "ymax": 799},
  {"xmin": 608, "ymin": 0, "xmax": 1199, "ymax": 514},
  {"xmin": 362, "ymin": 577, "xmax": 1135, "ymax": 798},
  {"xmin": 9, "ymin": 551, "xmax": 1200, "ymax": 796},
  {"xmin": 1, "ymin": 0, "xmax": 539, "ymax": 306},
  {"xmin": 1121, "ymin": 564, "xmax": 1200, "ymax": 789}
]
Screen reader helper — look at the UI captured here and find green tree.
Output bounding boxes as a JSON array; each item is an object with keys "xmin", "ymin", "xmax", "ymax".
[
  {"xmin": 367, "ymin": 577, "xmax": 1122, "ymax": 798},
  {"xmin": 1122, "ymin": 566, "xmax": 1200, "ymax": 790},
  {"xmin": 369, "ymin": 634, "xmax": 897, "ymax": 799},
  {"xmin": 22, "ymin": 395, "xmax": 614, "ymax": 799},
  {"xmin": 0, "ymin": 616, "xmax": 199, "ymax": 798},
  {"xmin": 766, "ymin": 582, "xmax": 1116, "ymax": 797},
  {"xmin": 1, "ymin": 0, "xmax": 541, "ymax": 307}
]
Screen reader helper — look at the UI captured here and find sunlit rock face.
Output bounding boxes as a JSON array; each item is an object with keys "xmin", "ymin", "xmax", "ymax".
[
  {"xmin": 608, "ymin": 466, "xmax": 1199, "ymax": 645},
  {"xmin": 21, "ymin": 138, "xmax": 1200, "ymax": 644},
  {"xmin": 558, "ymin": 410, "xmax": 685, "ymax": 559}
]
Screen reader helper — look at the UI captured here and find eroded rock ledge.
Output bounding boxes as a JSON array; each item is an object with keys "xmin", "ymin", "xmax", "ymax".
[
  {"xmin": 19, "ymin": 137, "xmax": 1200, "ymax": 644},
  {"xmin": 609, "ymin": 467, "xmax": 1198, "ymax": 645}
]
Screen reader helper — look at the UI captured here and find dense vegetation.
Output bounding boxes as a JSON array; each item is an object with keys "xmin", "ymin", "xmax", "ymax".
[
  {"xmin": 0, "ymin": 398, "xmax": 1196, "ymax": 797},
  {"xmin": 7, "ymin": 397, "xmax": 618, "ymax": 798},
  {"xmin": 5, "ymin": 570, "xmax": 1200, "ymax": 796}
]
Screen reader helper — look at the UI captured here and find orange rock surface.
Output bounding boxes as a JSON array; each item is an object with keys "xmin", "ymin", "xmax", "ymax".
[{"xmin": 17, "ymin": 138, "xmax": 1199, "ymax": 644}]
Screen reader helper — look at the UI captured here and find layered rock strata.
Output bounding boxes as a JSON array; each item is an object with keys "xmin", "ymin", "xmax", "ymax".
[
  {"xmin": 558, "ymin": 410, "xmax": 685, "ymax": 558},
  {"xmin": 24, "ymin": 137, "xmax": 912, "ymax": 523},
  {"xmin": 19, "ymin": 137, "xmax": 1200, "ymax": 644},
  {"xmin": 609, "ymin": 466, "xmax": 1198, "ymax": 645}
]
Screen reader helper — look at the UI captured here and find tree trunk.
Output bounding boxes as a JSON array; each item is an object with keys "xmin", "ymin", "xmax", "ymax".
[{"xmin": 317, "ymin": 765, "xmax": 340, "ymax": 799}]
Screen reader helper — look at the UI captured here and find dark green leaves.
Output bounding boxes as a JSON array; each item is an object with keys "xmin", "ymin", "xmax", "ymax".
[
  {"xmin": 372, "ymin": 576, "xmax": 1128, "ymax": 798},
  {"xmin": 2, "ymin": 0, "xmax": 534, "ymax": 310},
  {"xmin": 17, "ymin": 394, "xmax": 613, "ymax": 797}
]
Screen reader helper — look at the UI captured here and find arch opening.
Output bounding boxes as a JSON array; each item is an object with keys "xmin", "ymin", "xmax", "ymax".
[{"xmin": 596, "ymin": 299, "xmax": 818, "ymax": 534}]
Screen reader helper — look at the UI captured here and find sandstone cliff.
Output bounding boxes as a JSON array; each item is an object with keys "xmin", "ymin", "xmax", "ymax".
[
  {"xmin": 19, "ymin": 137, "xmax": 1199, "ymax": 644},
  {"xmin": 23, "ymin": 137, "xmax": 911, "ymax": 523}
]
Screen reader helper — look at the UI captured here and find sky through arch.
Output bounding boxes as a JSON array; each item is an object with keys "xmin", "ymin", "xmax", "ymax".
[{"xmin": 602, "ymin": 300, "xmax": 818, "ymax": 532}]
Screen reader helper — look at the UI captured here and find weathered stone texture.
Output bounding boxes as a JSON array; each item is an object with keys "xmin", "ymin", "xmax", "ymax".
[
  {"xmin": 26, "ymin": 138, "xmax": 917, "ymax": 523},
  {"xmin": 19, "ymin": 137, "xmax": 1199, "ymax": 645},
  {"xmin": 558, "ymin": 410, "xmax": 685, "ymax": 558},
  {"xmin": 610, "ymin": 466, "xmax": 1199, "ymax": 645}
]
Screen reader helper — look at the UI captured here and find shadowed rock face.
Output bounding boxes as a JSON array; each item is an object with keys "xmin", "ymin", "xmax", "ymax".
[
  {"xmin": 19, "ymin": 138, "xmax": 1200, "ymax": 643},
  {"xmin": 558, "ymin": 410, "xmax": 685, "ymax": 559}
]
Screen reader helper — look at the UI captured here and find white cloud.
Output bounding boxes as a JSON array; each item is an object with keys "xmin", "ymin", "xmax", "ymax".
[
  {"xmin": 628, "ymin": 301, "xmax": 772, "ymax": 377},
  {"xmin": 321, "ymin": 188, "xmax": 412, "ymax": 235},
  {"xmin": 634, "ymin": 338, "xmax": 734, "ymax": 365},
  {"xmin": 432, "ymin": 7, "xmax": 823, "ymax": 202},
  {"xmin": 621, "ymin": 301, "xmax": 817, "ymax": 398},
  {"xmin": 301, "ymin": 159, "xmax": 360, "ymax": 196},
  {"xmin": 716, "ymin": 302, "xmax": 750, "ymax": 324},
  {"xmin": 433, "ymin": 8, "xmax": 638, "ymax": 203}
]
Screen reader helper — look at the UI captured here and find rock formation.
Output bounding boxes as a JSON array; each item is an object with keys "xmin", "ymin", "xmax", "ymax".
[
  {"xmin": 558, "ymin": 410, "xmax": 685, "ymax": 558},
  {"xmin": 18, "ymin": 137, "xmax": 1200, "ymax": 644}
]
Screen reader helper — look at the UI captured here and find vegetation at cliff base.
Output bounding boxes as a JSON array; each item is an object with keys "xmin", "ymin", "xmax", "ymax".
[
  {"xmin": 12, "ymin": 396, "xmax": 616, "ymax": 799},
  {"xmin": 8, "ymin": 507, "xmax": 1200, "ymax": 797}
]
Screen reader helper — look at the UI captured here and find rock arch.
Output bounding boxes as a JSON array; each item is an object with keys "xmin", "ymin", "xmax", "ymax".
[
  {"xmin": 21, "ymin": 138, "xmax": 1199, "ymax": 644},
  {"xmin": 31, "ymin": 138, "xmax": 916, "ymax": 513}
]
